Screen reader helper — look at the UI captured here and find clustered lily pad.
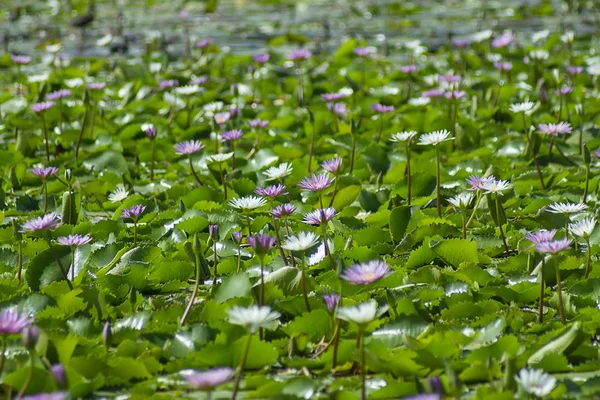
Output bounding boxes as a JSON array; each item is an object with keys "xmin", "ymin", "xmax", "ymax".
[{"xmin": 1, "ymin": 1, "xmax": 600, "ymax": 399}]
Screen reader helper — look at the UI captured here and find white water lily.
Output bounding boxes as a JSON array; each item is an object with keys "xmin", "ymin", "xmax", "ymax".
[
  {"xmin": 448, "ymin": 192, "xmax": 474, "ymax": 210},
  {"xmin": 227, "ymin": 305, "xmax": 280, "ymax": 333},
  {"xmin": 282, "ymin": 231, "xmax": 320, "ymax": 252},
  {"xmin": 174, "ymin": 85, "xmax": 200, "ymax": 95},
  {"xmin": 417, "ymin": 130, "xmax": 453, "ymax": 146},
  {"xmin": 336, "ymin": 300, "xmax": 389, "ymax": 327},
  {"xmin": 408, "ymin": 97, "xmax": 430, "ymax": 106},
  {"xmin": 546, "ymin": 202, "xmax": 588, "ymax": 214},
  {"xmin": 228, "ymin": 196, "xmax": 267, "ymax": 211},
  {"xmin": 390, "ymin": 131, "xmax": 418, "ymax": 143},
  {"xmin": 515, "ymin": 368, "xmax": 556, "ymax": 397},
  {"xmin": 529, "ymin": 49, "xmax": 549, "ymax": 61},
  {"xmin": 208, "ymin": 152, "xmax": 234, "ymax": 163},
  {"xmin": 481, "ymin": 178, "xmax": 512, "ymax": 195},
  {"xmin": 509, "ymin": 101, "xmax": 536, "ymax": 115},
  {"xmin": 569, "ymin": 217, "xmax": 596, "ymax": 238},
  {"xmin": 108, "ymin": 184, "xmax": 129, "ymax": 202},
  {"xmin": 263, "ymin": 163, "xmax": 293, "ymax": 181}
]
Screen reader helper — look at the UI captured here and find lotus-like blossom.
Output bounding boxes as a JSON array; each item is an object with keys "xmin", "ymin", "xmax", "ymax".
[
  {"xmin": 271, "ymin": 203, "xmax": 296, "ymax": 218},
  {"xmin": 11, "ymin": 55, "xmax": 32, "ymax": 65},
  {"xmin": 447, "ymin": 193, "xmax": 474, "ymax": 210},
  {"xmin": 87, "ymin": 82, "xmax": 106, "ymax": 90},
  {"xmin": 370, "ymin": 104, "xmax": 394, "ymax": 113},
  {"xmin": 298, "ymin": 173, "xmax": 335, "ymax": 192},
  {"xmin": 31, "ymin": 166, "xmax": 59, "ymax": 180},
  {"xmin": 336, "ymin": 300, "xmax": 388, "ymax": 327},
  {"xmin": 390, "ymin": 131, "xmax": 418, "ymax": 143},
  {"xmin": 209, "ymin": 224, "xmax": 219, "ymax": 239},
  {"xmin": 30, "ymin": 102, "xmax": 55, "ymax": 113},
  {"xmin": 190, "ymin": 76, "xmax": 208, "ymax": 86},
  {"xmin": 108, "ymin": 184, "xmax": 129, "ymax": 202},
  {"xmin": 417, "ymin": 130, "xmax": 453, "ymax": 146},
  {"xmin": 121, "ymin": 204, "xmax": 146, "ymax": 219},
  {"xmin": 174, "ymin": 140, "xmax": 205, "ymax": 155},
  {"xmin": 22, "ymin": 213, "xmax": 62, "ymax": 232},
  {"xmin": 439, "ymin": 74, "xmax": 461, "ymax": 83},
  {"xmin": 303, "ymin": 208, "xmax": 337, "ymax": 225},
  {"xmin": 0, "ymin": 308, "xmax": 32, "ymax": 335},
  {"xmin": 263, "ymin": 163, "xmax": 293, "ymax": 181},
  {"xmin": 443, "ymin": 90, "xmax": 466, "ymax": 100},
  {"xmin": 142, "ymin": 124, "xmax": 156, "ymax": 139},
  {"xmin": 353, "ymin": 47, "xmax": 375, "ymax": 57},
  {"xmin": 546, "ymin": 202, "xmax": 587, "ymax": 214},
  {"xmin": 480, "ymin": 178, "xmax": 512, "ymax": 195},
  {"xmin": 220, "ymin": 130, "xmax": 243, "ymax": 142},
  {"xmin": 340, "ymin": 261, "xmax": 391, "ymax": 285},
  {"xmin": 555, "ymin": 86, "xmax": 573, "ymax": 96},
  {"xmin": 21, "ymin": 393, "xmax": 66, "ymax": 400},
  {"xmin": 327, "ymin": 102, "xmax": 347, "ymax": 117},
  {"xmin": 214, "ymin": 112, "xmax": 230, "ymax": 125},
  {"xmin": 399, "ymin": 65, "xmax": 418, "ymax": 74},
  {"xmin": 248, "ymin": 234, "xmax": 275, "ymax": 258},
  {"xmin": 248, "ymin": 119, "xmax": 269, "ymax": 129},
  {"xmin": 491, "ymin": 31, "xmax": 514, "ymax": 48},
  {"xmin": 182, "ymin": 368, "xmax": 235, "ymax": 390},
  {"xmin": 159, "ymin": 80, "xmax": 178, "ymax": 89},
  {"xmin": 321, "ymin": 157, "xmax": 343, "ymax": 175},
  {"xmin": 253, "ymin": 53, "xmax": 270, "ymax": 63},
  {"xmin": 509, "ymin": 101, "xmax": 536, "ymax": 114},
  {"xmin": 494, "ymin": 61, "xmax": 512, "ymax": 72},
  {"xmin": 567, "ymin": 66, "xmax": 583, "ymax": 75},
  {"xmin": 535, "ymin": 238, "xmax": 572, "ymax": 254},
  {"xmin": 282, "ymin": 231, "xmax": 320, "ymax": 252},
  {"xmin": 227, "ymin": 305, "xmax": 280, "ymax": 333},
  {"xmin": 538, "ymin": 122, "xmax": 573, "ymax": 136},
  {"xmin": 208, "ymin": 152, "xmax": 234, "ymax": 164},
  {"xmin": 255, "ymin": 184, "xmax": 288, "ymax": 198},
  {"xmin": 515, "ymin": 368, "xmax": 557, "ymax": 397},
  {"xmin": 46, "ymin": 89, "xmax": 72, "ymax": 101},
  {"xmin": 466, "ymin": 175, "xmax": 492, "ymax": 191},
  {"xmin": 569, "ymin": 218, "xmax": 596, "ymax": 238},
  {"xmin": 228, "ymin": 196, "xmax": 267, "ymax": 211},
  {"xmin": 323, "ymin": 294, "xmax": 340, "ymax": 313},
  {"xmin": 58, "ymin": 234, "xmax": 92, "ymax": 247},
  {"xmin": 422, "ymin": 89, "xmax": 445, "ymax": 98},
  {"xmin": 321, "ymin": 93, "xmax": 344, "ymax": 102},
  {"xmin": 195, "ymin": 39, "xmax": 212, "ymax": 49},
  {"xmin": 526, "ymin": 230, "xmax": 557, "ymax": 245},
  {"xmin": 529, "ymin": 49, "xmax": 549, "ymax": 61},
  {"xmin": 287, "ymin": 49, "xmax": 312, "ymax": 61}
]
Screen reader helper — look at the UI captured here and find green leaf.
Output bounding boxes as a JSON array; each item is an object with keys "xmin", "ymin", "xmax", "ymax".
[
  {"xmin": 430, "ymin": 238, "xmax": 479, "ymax": 268},
  {"xmin": 215, "ymin": 272, "xmax": 252, "ymax": 302},
  {"xmin": 25, "ymin": 246, "xmax": 71, "ymax": 291},
  {"xmin": 389, "ymin": 206, "xmax": 411, "ymax": 242},
  {"xmin": 332, "ymin": 185, "xmax": 361, "ymax": 210},
  {"xmin": 528, "ymin": 322, "xmax": 579, "ymax": 365}
]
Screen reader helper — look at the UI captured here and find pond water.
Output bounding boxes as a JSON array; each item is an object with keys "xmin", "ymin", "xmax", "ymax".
[{"xmin": 3, "ymin": 0, "xmax": 598, "ymax": 58}]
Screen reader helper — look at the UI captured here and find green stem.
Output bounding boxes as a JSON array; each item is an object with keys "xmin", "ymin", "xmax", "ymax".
[
  {"xmin": 133, "ymin": 221, "xmax": 137, "ymax": 246},
  {"xmin": 331, "ymin": 319, "xmax": 342, "ymax": 368},
  {"xmin": 231, "ymin": 141, "xmax": 236, "ymax": 170},
  {"xmin": 220, "ymin": 162, "xmax": 227, "ymax": 201},
  {"xmin": 213, "ymin": 242, "xmax": 218, "ymax": 284},
  {"xmin": 376, "ymin": 116, "xmax": 383, "ymax": 143},
  {"xmin": 272, "ymin": 216, "xmax": 288, "ymax": 266},
  {"xmin": 555, "ymin": 257, "xmax": 566, "ymax": 325},
  {"xmin": 495, "ymin": 196, "xmax": 510, "ymax": 253},
  {"xmin": 583, "ymin": 164, "xmax": 590, "ymax": 203},
  {"xmin": 231, "ymin": 333, "xmax": 253, "ymax": 400},
  {"xmin": 360, "ymin": 329, "xmax": 366, "ymax": 400},
  {"xmin": 0, "ymin": 337, "xmax": 6, "ymax": 377},
  {"xmin": 435, "ymin": 147, "xmax": 441, "ymax": 217},
  {"xmin": 461, "ymin": 211, "xmax": 466, "ymax": 239},
  {"xmin": 17, "ymin": 351, "xmax": 35, "ymax": 398},
  {"xmin": 89, "ymin": 101, "xmax": 96, "ymax": 139},
  {"xmin": 301, "ymin": 255, "xmax": 311, "ymax": 313},
  {"xmin": 40, "ymin": 113, "xmax": 50, "ymax": 163},
  {"xmin": 585, "ymin": 239, "xmax": 592, "ymax": 279},
  {"xmin": 465, "ymin": 191, "xmax": 482, "ymax": 229},
  {"xmin": 296, "ymin": 63, "xmax": 304, "ymax": 107},
  {"xmin": 71, "ymin": 247, "xmax": 76, "ymax": 281},
  {"xmin": 189, "ymin": 156, "xmax": 202, "ymax": 186},
  {"xmin": 245, "ymin": 212, "xmax": 252, "ymax": 237},
  {"xmin": 328, "ymin": 179, "xmax": 339, "ymax": 208},
  {"xmin": 406, "ymin": 144, "xmax": 412, "ymax": 206},
  {"xmin": 46, "ymin": 239, "xmax": 73, "ymax": 290},
  {"xmin": 308, "ymin": 121, "xmax": 315, "ymax": 173},
  {"xmin": 539, "ymin": 257, "xmax": 545, "ymax": 324},
  {"xmin": 180, "ymin": 253, "xmax": 201, "ymax": 325},
  {"xmin": 451, "ymin": 100, "xmax": 457, "ymax": 151},
  {"xmin": 349, "ymin": 132, "xmax": 356, "ymax": 174},
  {"xmin": 43, "ymin": 181, "xmax": 48, "ymax": 213},
  {"xmin": 150, "ymin": 139, "xmax": 155, "ymax": 180},
  {"xmin": 75, "ymin": 106, "xmax": 88, "ymax": 162},
  {"xmin": 17, "ymin": 241, "xmax": 23, "ymax": 281}
]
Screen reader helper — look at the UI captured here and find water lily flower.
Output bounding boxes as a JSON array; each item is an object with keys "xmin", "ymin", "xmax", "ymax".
[
  {"xmin": 303, "ymin": 208, "xmax": 337, "ymax": 225},
  {"xmin": 252, "ymin": 53, "xmax": 270, "ymax": 63},
  {"xmin": 282, "ymin": 231, "xmax": 319, "ymax": 252},
  {"xmin": 255, "ymin": 184, "xmax": 288, "ymax": 198},
  {"xmin": 182, "ymin": 368, "xmax": 235, "ymax": 390},
  {"xmin": 526, "ymin": 230, "xmax": 557, "ymax": 245},
  {"xmin": 248, "ymin": 119, "xmax": 269, "ymax": 129},
  {"xmin": 480, "ymin": 178, "xmax": 512, "ymax": 195},
  {"xmin": 109, "ymin": 184, "xmax": 129, "ymax": 202},
  {"xmin": 535, "ymin": 238, "xmax": 572, "ymax": 254},
  {"xmin": 46, "ymin": 89, "xmax": 72, "ymax": 101},
  {"xmin": 546, "ymin": 202, "xmax": 587, "ymax": 214},
  {"xmin": 515, "ymin": 368, "xmax": 556, "ymax": 397},
  {"xmin": 340, "ymin": 260, "xmax": 391, "ymax": 285},
  {"xmin": 321, "ymin": 157, "xmax": 343, "ymax": 175},
  {"xmin": 336, "ymin": 300, "xmax": 388, "ymax": 327},
  {"xmin": 174, "ymin": 140, "xmax": 205, "ymax": 155},
  {"xmin": 509, "ymin": 101, "xmax": 536, "ymax": 114},
  {"xmin": 263, "ymin": 163, "xmax": 293, "ymax": 181},
  {"xmin": 287, "ymin": 49, "xmax": 312, "ymax": 61},
  {"xmin": 31, "ymin": 166, "xmax": 58, "ymax": 180},
  {"xmin": 58, "ymin": 234, "xmax": 92, "ymax": 247},
  {"xmin": 271, "ymin": 203, "xmax": 296, "ymax": 218},
  {"xmin": 569, "ymin": 217, "xmax": 596, "ymax": 239},
  {"xmin": 491, "ymin": 31, "xmax": 514, "ymax": 48},
  {"xmin": 323, "ymin": 294, "xmax": 340, "ymax": 313},
  {"xmin": 30, "ymin": 102, "xmax": 55, "ymax": 113},
  {"xmin": 390, "ymin": 131, "xmax": 418, "ymax": 143},
  {"xmin": 227, "ymin": 305, "xmax": 280, "ymax": 333},
  {"xmin": 229, "ymin": 196, "xmax": 267, "ymax": 211},
  {"xmin": 448, "ymin": 192, "xmax": 474, "ymax": 210},
  {"xmin": 0, "ymin": 308, "xmax": 32, "ymax": 335},
  {"xmin": 22, "ymin": 213, "xmax": 62, "ymax": 232},
  {"xmin": 298, "ymin": 173, "xmax": 335, "ymax": 192},
  {"xmin": 417, "ymin": 130, "xmax": 453, "ymax": 146},
  {"xmin": 11, "ymin": 55, "xmax": 32, "ymax": 65}
]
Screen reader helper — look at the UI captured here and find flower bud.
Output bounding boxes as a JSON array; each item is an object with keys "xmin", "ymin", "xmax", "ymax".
[
  {"xmin": 50, "ymin": 364, "xmax": 67, "ymax": 389},
  {"xmin": 22, "ymin": 326, "xmax": 39, "ymax": 350},
  {"xmin": 232, "ymin": 231, "xmax": 242, "ymax": 244},
  {"xmin": 208, "ymin": 224, "xmax": 219, "ymax": 240}
]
